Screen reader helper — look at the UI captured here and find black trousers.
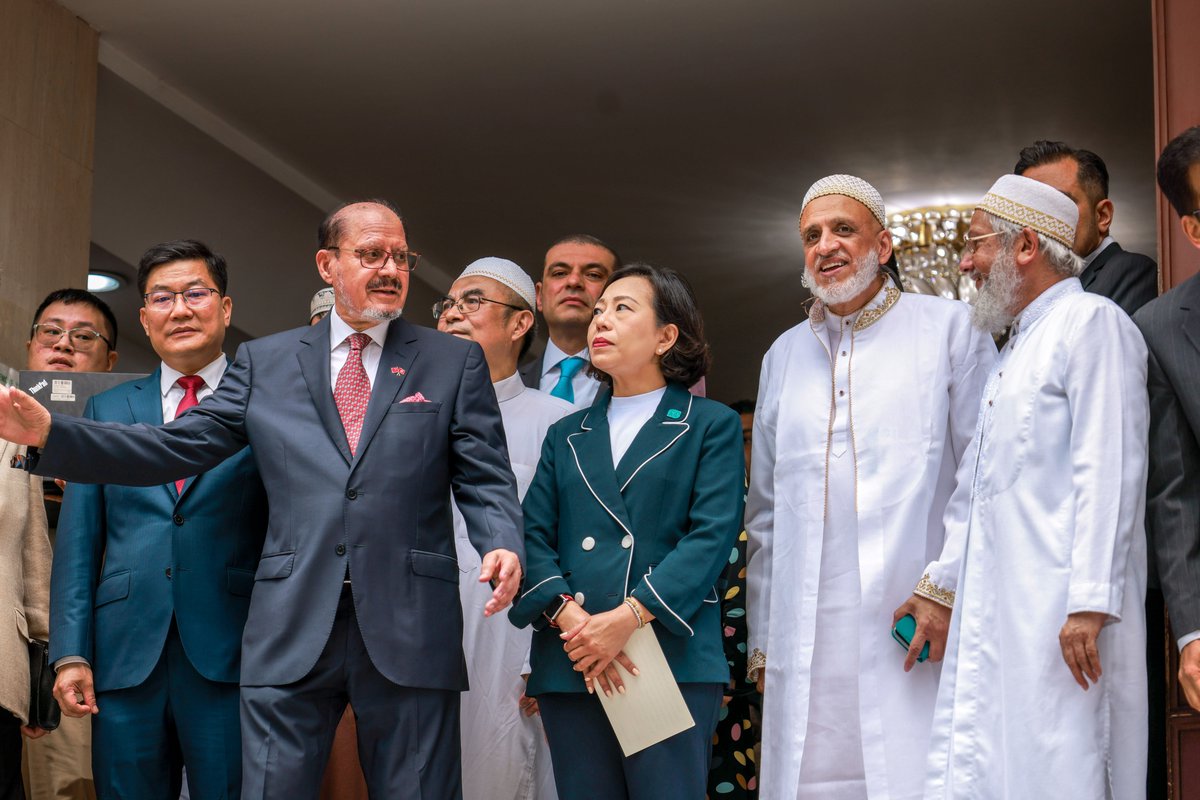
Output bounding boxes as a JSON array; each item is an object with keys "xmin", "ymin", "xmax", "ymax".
[{"xmin": 0, "ymin": 712, "xmax": 24, "ymax": 800}]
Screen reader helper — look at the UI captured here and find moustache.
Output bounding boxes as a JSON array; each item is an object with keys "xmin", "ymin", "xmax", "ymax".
[{"xmin": 367, "ymin": 277, "xmax": 404, "ymax": 292}]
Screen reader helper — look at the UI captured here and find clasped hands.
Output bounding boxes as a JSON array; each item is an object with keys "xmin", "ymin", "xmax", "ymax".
[{"xmin": 558, "ymin": 602, "xmax": 640, "ymax": 697}]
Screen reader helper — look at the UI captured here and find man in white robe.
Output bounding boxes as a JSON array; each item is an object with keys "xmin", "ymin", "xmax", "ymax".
[
  {"xmin": 746, "ymin": 175, "xmax": 996, "ymax": 799},
  {"xmin": 924, "ymin": 175, "xmax": 1149, "ymax": 799},
  {"xmin": 436, "ymin": 258, "xmax": 571, "ymax": 800}
]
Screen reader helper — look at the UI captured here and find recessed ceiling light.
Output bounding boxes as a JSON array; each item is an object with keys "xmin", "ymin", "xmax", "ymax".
[{"xmin": 87, "ymin": 272, "xmax": 123, "ymax": 293}]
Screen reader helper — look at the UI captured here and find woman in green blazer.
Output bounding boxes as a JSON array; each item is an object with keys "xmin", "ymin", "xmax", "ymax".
[{"xmin": 510, "ymin": 263, "xmax": 746, "ymax": 799}]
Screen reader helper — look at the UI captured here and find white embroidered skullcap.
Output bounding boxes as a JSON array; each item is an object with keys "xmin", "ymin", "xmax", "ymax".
[
  {"xmin": 976, "ymin": 174, "xmax": 1078, "ymax": 249},
  {"xmin": 309, "ymin": 287, "xmax": 335, "ymax": 320},
  {"xmin": 457, "ymin": 257, "xmax": 536, "ymax": 310},
  {"xmin": 801, "ymin": 174, "xmax": 887, "ymax": 228}
]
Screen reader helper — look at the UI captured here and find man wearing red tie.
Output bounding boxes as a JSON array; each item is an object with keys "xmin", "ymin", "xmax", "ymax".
[{"xmin": 49, "ymin": 240, "xmax": 268, "ymax": 798}]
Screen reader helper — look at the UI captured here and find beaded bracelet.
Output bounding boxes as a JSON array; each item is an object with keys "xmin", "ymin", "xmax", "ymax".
[{"xmin": 624, "ymin": 597, "xmax": 645, "ymax": 628}]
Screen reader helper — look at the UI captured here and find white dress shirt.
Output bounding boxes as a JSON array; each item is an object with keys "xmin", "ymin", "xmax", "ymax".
[
  {"xmin": 328, "ymin": 311, "xmax": 389, "ymax": 390},
  {"xmin": 538, "ymin": 339, "xmax": 600, "ymax": 409},
  {"xmin": 161, "ymin": 354, "xmax": 228, "ymax": 421}
]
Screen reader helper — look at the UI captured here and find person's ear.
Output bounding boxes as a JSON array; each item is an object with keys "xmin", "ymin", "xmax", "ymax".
[
  {"xmin": 1013, "ymin": 227, "xmax": 1039, "ymax": 267},
  {"xmin": 316, "ymin": 249, "xmax": 336, "ymax": 285},
  {"xmin": 1182, "ymin": 214, "xmax": 1200, "ymax": 252},
  {"xmin": 656, "ymin": 323, "xmax": 679, "ymax": 355},
  {"xmin": 1094, "ymin": 198, "xmax": 1114, "ymax": 237},
  {"xmin": 510, "ymin": 309, "xmax": 534, "ymax": 343},
  {"xmin": 534, "ymin": 282, "xmax": 544, "ymax": 313}
]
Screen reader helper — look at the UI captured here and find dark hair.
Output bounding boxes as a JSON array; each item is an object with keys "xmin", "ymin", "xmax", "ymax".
[
  {"xmin": 31, "ymin": 288, "xmax": 119, "ymax": 350},
  {"xmin": 137, "ymin": 239, "xmax": 228, "ymax": 296},
  {"xmin": 589, "ymin": 262, "xmax": 711, "ymax": 387},
  {"xmin": 1157, "ymin": 126, "xmax": 1200, "ymax": 218},
  {"xmin": 546, "ymin": 233, "xmax": 622, "ymax": 268},
  {"xmin": 728, "ymin": 399, "xmax": 755, "ymax": 415},
  {"xmin": 1014, "ymin": 140, "xmax": 1109, "ymax": 201},
  {"xmin": 318, "ymin": 199, "xmax": 405, "ymax": 249}
]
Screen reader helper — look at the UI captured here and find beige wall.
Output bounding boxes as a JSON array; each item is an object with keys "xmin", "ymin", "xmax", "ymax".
[{"xmin": 0, "ymin": 0, "xmax": 97, "ymax": 370}]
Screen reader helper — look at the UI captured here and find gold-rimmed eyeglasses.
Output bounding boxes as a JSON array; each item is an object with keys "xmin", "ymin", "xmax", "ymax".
[
  {"xmin": 961, "ymin": 230, "xmax": 1004, "ymax": 256},
  {"xmin": 326, "ymin": 246, "xmax": 421, "ymax": 272}
]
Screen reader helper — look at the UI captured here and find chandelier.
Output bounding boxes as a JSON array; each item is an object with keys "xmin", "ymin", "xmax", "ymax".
[{"xmin": 889, "ymin": 205, "xmax": 977, "ymax": 303}]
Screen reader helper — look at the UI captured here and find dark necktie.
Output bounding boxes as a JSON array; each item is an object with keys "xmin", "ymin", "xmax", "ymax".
[
  {"xmin": 335, "ymin": 333, "xmax": 372, "ymax": 455},
  {"xmin": 173, "ymin": 375, "xmax": 204, "ymax": 494}
]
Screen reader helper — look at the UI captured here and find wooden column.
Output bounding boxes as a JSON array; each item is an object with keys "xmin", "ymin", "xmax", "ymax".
[{"xmin": 0, "ymin": 0, "xmax": 97, "ymax": 372}]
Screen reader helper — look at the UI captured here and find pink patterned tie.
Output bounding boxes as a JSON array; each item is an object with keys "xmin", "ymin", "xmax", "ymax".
[
  {"xmin": 173, "ymin": 375, "xmax": 204, "ymax": 494},
  {"xmin": 335, "ymin": 333, "xmax": 372, "ymax": 456}
]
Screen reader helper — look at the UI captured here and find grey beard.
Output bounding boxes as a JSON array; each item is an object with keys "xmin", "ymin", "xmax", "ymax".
[
  {"xmin": 970, "ymin": 249, "xmax": 1021, "ymax": 334},
  {"xmin": 361, "ymin": 306, "xmax": 403, "ymax": 322},
  {"xmin": 802, "ymin": 253, "xmax": 882, "ymax": 307}
]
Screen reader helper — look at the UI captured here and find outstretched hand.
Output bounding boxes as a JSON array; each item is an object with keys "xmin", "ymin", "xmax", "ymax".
[{"xmin": 0, "ymin": 385, "xmax": 52, "ymax": 448}]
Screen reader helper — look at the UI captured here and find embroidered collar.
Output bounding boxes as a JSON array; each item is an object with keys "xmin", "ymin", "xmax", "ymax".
[
  {"xmin": 808, "ymin": 275, "xmax": 901, "ymax": 333},
  {"xmin": 1008, "ymin": 277, "xmax": 1081, "ymax": 342}
]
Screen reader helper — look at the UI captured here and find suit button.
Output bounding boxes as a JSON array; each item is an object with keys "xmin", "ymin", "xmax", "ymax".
[
  {"xmin": 335, "ymin": 543, "xmax": 346, "ymax": 556},
  {"xmin": 574, "ymin": 592, "xmax": 585, "ymax": 606},
  {"xmin": 346, "ymin": 489, "xmax": 358, "ymax": 500},
  {"xmin": 621, "ymin": 534, "xmax": 633, "ymax": 549},
  {"xmin": 173, "ymin": 513, "xmax": 184, "ymax": 525},
  {"xmin": 581, "ymin": 536, "xmax": 595, "ymax": 551},
  {"xmin": 165, "ymin": 567, "xmax": 172, "ymax": 579}
]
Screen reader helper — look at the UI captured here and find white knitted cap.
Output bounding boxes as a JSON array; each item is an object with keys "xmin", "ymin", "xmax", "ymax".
[
  {"xmin": 801, "ymin": 174, "xmax": 887, "ymax": 227},
  {"xmin": 976, "ymin": 174, "xmax": 1078, "ymax": 249},
  {"xmin": 456, "ymin": 257, "xmax": 536, "ymax": 310}
]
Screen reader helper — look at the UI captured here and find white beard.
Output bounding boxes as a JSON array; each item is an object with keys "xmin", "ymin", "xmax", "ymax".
[
  {"xmin": 970, "ymin": 248, "xmax": 1021, "ymax": 334},
  {"xmin": 802, "ymin": 252, "xmax": 882, "ymax": 307},
  {"xmin": 333, "ymin": 271, "xmax": 404, "ymax": 322}
]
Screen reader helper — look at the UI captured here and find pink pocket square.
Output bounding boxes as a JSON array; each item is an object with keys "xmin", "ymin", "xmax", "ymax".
[{"xmin": 400, "ymin": 392, "xmax": 429, "ymax": 403}]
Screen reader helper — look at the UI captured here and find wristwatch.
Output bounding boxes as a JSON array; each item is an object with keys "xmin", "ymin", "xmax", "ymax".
[{"xmin": 543, "ymin": 593, "xmax": 575, "ymax": 628}]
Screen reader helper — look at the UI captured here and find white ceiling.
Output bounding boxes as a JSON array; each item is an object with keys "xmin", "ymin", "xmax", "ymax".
[{"xmin": 61, "ymin": 0, "xmax": 1158, "ymax": 399}]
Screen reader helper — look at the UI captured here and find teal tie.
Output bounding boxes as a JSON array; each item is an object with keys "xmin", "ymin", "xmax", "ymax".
[{"xmin": 550, "ymin": 356, "xmax": 587, "ymax": 403}]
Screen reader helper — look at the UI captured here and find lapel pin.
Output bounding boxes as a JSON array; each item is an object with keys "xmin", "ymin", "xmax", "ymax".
[
  {"xmin": 666, "ymin": 409, "xmax": 682, "ymax": 419},
  {"xmin": 391, "ymin": 366, "xmax": 406, "ymax": 376}
]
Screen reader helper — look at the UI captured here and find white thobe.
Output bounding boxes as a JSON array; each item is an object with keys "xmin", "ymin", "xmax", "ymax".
[
  {"xmin": 746, "ymin": 280, "xmax": 995, "ymax": 800},
  {"xmin": 924, "ymin": 278, "xmax": 1149, "ymax": 800},
  {"xmin": 454, "ymin": 373, "xmax": 572, "ymax": 800}
]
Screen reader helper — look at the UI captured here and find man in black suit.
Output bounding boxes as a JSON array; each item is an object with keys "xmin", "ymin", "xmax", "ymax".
[
  {"xmin": 518, "ymin": 234, "xmax": 618, "ymax": 407},
  {"xmin": 0, "ymin": 200, "xmax": 524, "ymax": 800},
  {"xmin": 1136, "ymin": 126, "xmax": 1200, "ymax": 708},
  {"xmin": 1016, "ymin": 140, "xmax": 1158, "ymax": 316}
]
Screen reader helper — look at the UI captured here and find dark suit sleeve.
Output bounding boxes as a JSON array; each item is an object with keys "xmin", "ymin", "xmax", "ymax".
[
  {"xmin": 1104, "ymin": 253, "xmax": 1159, "ymax": 317},
  {"xmin": 1142, "ymin": 340, "xmax": 1200, "ymax": 639},
  {"xmin": 49, "ymin": 397, "xmax": 107, "ymax": 664},
  {"xmin": 630, "ymin": 410, "xmax": 746, "ymax": 637},
  {"xmin": 35, "ymin": 344, "xmax": 253, "ymax": 486},
  {"xmin": 508, "ymin": 430, "xmax": 573, "ymax": 629},
  {"xmin": 449, "ymin": 342, "xmax": 524, "ymax": 564}
]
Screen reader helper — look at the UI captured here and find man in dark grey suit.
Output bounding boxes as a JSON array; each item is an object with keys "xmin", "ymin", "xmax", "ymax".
[
  {"xmin": 0, "ymin": 200, "xmax": 524, "ymax": 799},
  {"xmin": 1137, "ymin": 126, "xmax": 1200, "ymax": 716},
  {"xmin": 1016, "ymin": 140, "xmax": 1158, "ymax": 316}
]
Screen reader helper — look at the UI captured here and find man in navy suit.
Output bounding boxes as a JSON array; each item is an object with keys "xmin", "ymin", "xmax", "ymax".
[
  {"xmin": 50, "ymin": 240, "xmax": 267, "ymax": 798},
  {"xmin": 0, "ymin": 201, "xmax": 525, "ymax": 799}
]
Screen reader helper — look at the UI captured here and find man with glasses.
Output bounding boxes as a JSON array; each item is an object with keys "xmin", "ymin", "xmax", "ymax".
[
  {"xmin": 0, "ymin": 200, "xmax": 525, "ymax": 799},
  {"xmin": 10, "ymin": 289, "xmax": 116, "ymax": 800},
  {"xmin": 46, "ymin": 240, "xmax": 267, "ymax": 799},
  {"xmin": 436, "ymin": 257, "xmax": 569, "ymax": 800}
]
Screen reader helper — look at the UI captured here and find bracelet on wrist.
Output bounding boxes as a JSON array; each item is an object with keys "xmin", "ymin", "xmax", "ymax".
[{"xmin": 624, "ymin": 597, "xmax": 645, "ymax": 629}]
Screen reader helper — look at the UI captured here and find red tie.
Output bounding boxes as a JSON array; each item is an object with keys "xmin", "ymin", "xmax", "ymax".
[
  {"xmin": 334, "ymin": 333, "xmax": 372, "ymax": 456},
  {"xmin": 173, "ymin": 375, "xmax": 204, "ymax": 494}
]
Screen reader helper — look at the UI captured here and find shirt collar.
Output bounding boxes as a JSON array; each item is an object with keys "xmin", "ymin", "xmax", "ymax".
[
  {"xmin": 329, "ymin": 310, "xmax": 389, "ymax": 352},
  {"xmin": 493, "ymin": 371, "xmax": 526, "ymax": 403},
  {"xmin": 813, "ymin": 274, "xmax": 898, "ymax": 333},
  {"xmin": 160, "ymin": 353, "xmax": 229, "ymax": 397},
  {"xmin": 1009, "ymin": 277, "xmax": 1081, "ymax": 340},
  {"xmin": 1082, "ymin": 236, "xmax": 1116, "ymax": 268},
  {"xmin": 542, "ymin": 338, "xmax": 588, "ymax": 378}
]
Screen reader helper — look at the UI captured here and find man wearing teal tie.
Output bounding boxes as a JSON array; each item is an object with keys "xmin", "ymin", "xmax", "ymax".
[{"xmin": 519, "ymin": 234, "xmax": 619, "ymax": 407}]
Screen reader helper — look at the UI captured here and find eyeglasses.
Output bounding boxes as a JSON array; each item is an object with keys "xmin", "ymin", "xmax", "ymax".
[
  {"xmin": 143, "ymin": 287, "xmax": 222, "ymax": 312},
  {"xmin": 30, "ymin": 323, "xmax": 113, "ymax": 352},
  {"xmin": 326, "ymin": 246, "xmax": 421, "ymax": 272},
  {"xmin": 432, "ymin": 295, "xmax": 525, "ymax": 320},
  {"xmin": 961, "ymin": 230, "xmax": 1003, "ymax": 255}
]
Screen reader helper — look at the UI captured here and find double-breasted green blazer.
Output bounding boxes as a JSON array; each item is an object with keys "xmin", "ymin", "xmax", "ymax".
[{"xmin": 510, "ymin": 381, "xmax": 746, "ymax": 695}]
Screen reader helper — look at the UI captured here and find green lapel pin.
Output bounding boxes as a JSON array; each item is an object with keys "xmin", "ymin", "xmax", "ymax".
[{"xmin": 666, "ymin": 408, "xmax": 682, "ymax": 419}]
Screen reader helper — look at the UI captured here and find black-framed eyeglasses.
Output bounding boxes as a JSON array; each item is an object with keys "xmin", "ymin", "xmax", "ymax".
[
  {"xmin": 143, "ymin": 287, "xmax": 222, "ymax": 313},
  {"xmin": 432, "ymin": 295, "xmax": 525, "ymax": 320},
  {"xmin": 30, "ymin": 323, "xmax": 113, "ymax": 352},
  {"xmin": 326, "ymin": 246, "xmax": 421, "ymax": 272}
]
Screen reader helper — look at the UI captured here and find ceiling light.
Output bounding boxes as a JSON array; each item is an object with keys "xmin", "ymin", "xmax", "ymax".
[{"xmin": 87, "ymin": 272, "xmax": 123, "ymax": 293}]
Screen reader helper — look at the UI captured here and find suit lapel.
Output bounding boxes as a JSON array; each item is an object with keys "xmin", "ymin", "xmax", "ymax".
[
  {"xmin": 1079, "ymin": 242, "xmax": 1118, "ymax": 290},
  {"xmin": 127, "ymin": 370, "xmax": 175, "ymax": 501},
  {"xmin": 299, "ymin": 317, "xmax": 353, "ymax": 465},
  {"xmin": 566, "ymin": 389, "xmax": 635, "ymax": 536},
  {"xmin": 614, "ymin": 383, "xmax": 692, "ymax": 491},
  {"xmin": 1180, "ymin": 279, "xmax": 1200, "ymax": 358},
  {"xmin": 353, "ymin": 317, "xmax": 417, "ymax": 464}
]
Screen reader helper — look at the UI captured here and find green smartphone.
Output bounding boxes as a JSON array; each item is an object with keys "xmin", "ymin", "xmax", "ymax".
[{"xmin": 892, "ymin": 614, "xmax": 930, "ymax": 662}]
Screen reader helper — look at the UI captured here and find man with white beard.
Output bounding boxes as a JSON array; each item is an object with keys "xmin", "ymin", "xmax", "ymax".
[
  {"xmin": 923, "ymin": 174, "xmax": 1149, "ymax": 799},
  {"xmin": 746, "ymin": 174, "xmax": 995, "ymax": 799}
]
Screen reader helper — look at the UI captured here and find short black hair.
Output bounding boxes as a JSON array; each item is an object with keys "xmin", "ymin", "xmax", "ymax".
[
  {"xmin": 318, "ymin": 199, "xmax": 406, "ymax": 249},
  {"xmin": 546, "ymin": 234, "xmax": 622, "ymax": 268},
  {"xmin": 137, "ymin": 239, "xmax": 228, "ymax": 296},
  {"xmin": 1157, "ymin": 126, "xmax": 1200, "ymax": 218},
  {"xmin": 31, "ymin": 288, "xmax": 118, "ymax": 350},
  {"xmin": 590, "ymin": 262, "xmax": 711, "ymax": 387},
  {"xmin": 728, "ymin": 399, "xmax": 756, "ymax": 415},
  {"xmin": 1014, "ymin": 140, "xmax": 1110, "ymax": 201}
]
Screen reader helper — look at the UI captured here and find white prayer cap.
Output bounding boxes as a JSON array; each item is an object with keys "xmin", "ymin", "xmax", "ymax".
[
  {"xmin": 976, "ymin": 174, "xmax": 1078, "ymax": 249},
  {"xmin": 456, "ymin": 257, "xmax": 536, "ymax": 310},
  {"xmin": 309, "ymin": 287, "xmax": 335, "ymax": 320},
  {"xmin": 801, "ymin": 174, "xmax": 887, "ymax": 228}
]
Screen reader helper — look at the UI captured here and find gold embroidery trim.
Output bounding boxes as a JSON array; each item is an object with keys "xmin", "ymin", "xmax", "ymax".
[
  {"xmin": 977, "ymin": 193, "xmax": 1075, "ymax": 249},
  {"xmin": 807, "ymin": 281, "xmax": 901, "ymax": 332},
  {"xmin": 914, "ymin": 573, "xmax": 955, "ymax": 608},
  {"xmin": 747, "ymin": 648, "xmax": 766, "ymax": 682}
]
